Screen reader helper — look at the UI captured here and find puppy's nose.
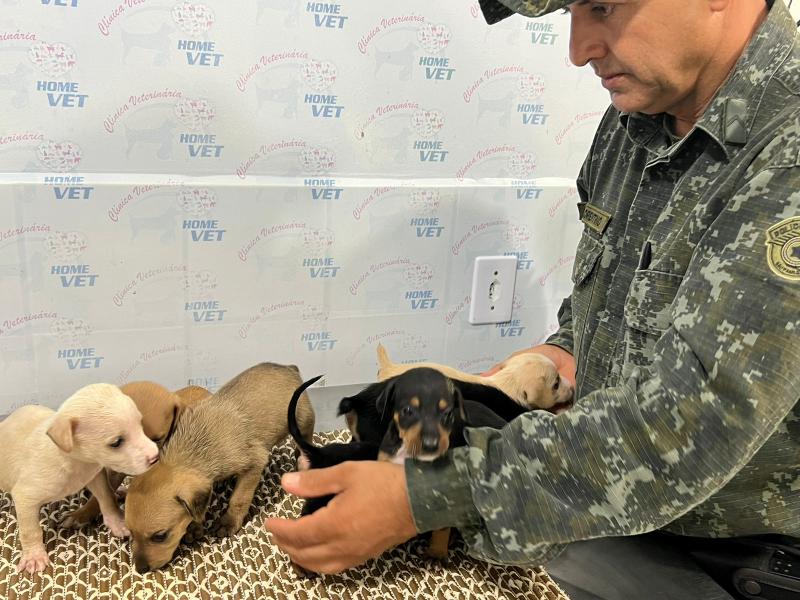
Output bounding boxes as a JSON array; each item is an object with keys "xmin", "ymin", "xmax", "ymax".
[
  {"xmin": 421, "ymin": 434, "xmax": 440, "ymax": 454},
  {"xmin": 147, "ymin": 454, "xmax": 159, "ymax": 466},
  {"xmin": 135, "ymin": 558, "xmax": 150, "ymax": 573}
]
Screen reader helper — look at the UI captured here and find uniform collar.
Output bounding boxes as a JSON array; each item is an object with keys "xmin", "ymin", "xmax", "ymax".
[{"xmin": 619, "ymin": 0, "xmax": 796, "ymax": 159}]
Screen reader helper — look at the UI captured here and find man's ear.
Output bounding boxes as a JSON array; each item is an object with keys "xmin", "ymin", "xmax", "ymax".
[
  {"xmin": 46, "ymin": 415, "xmax": 76, "ymax": 453},
  {"xmin": 175, "ymin": 487, "xmax": 210, "ymax": 523}
]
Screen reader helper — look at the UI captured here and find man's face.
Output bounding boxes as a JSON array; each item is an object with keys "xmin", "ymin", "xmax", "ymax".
[{"xmin": 566, "ymin": 0, "xmax": 721, "ymax": 116}]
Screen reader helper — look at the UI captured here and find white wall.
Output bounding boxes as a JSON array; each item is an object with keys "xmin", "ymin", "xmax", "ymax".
[{"xmin": 0, "ymin": 0, "xmax": 613, "ymax": 413}]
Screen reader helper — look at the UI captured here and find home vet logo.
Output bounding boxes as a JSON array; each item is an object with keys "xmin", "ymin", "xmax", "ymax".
[
  {"xmin": 301, "ymin": 147, "xmax": 341, "ymax": 200},
  {"xmin": 30, "ymin": 40, "xmax": 88, "ymax": 109},
  {"xmin": 184, "ymin": 269, "xmax": 224, "ymax": 323},
  {"xmin": 509, "ymin": 152, "xmax": 544, "ymax": 200},
  {"xmin": 526, "ymin": 20, "xmax": 560, "ymax": 46},
  {"xmin": 302, "ymin": 228, "xmax": 339, "ymax": 278},
  {"xmin": 417, "ymin": 23, "xmax": 455, "ymax": 81},
  {"xmin": 173, "ymin": 2, "xmax": 223, "ymax": 67},
  {"xmin": 409, "ymin": 190, "xmax": 444, "ymax": 238},
  {"xmin": 301, "ymin": 305, "xmax": 330, "ymax": 326},
  {"xmin": 46, "ymin": 231, "xmax": 101, "ymax": 288},
  {"xmin": 404, "ymin": 263, "xmax": 438, "ymax": 310},
  {"xmin": 302, "ymin": 58, "xmax": 343, "ymax": 119},
  {"xmin": 37, "ymin": 139, "xmax": 82, "ymax": 172},
  {"xmin": 516, "ymin": 73, "xmax": 549, "ymax": 126},
  {"xmin": 177, "ymin": 187, "xmax": 216, "ymax": 215},
  {"xmin": 503, "ymin": 225, "xmax": 534, "ymax": 271},
  {"xmin": 300, "ymin": 305, "xmax": 333, "ymax": 350},
  {"xmin": 51, "ymin": 317, "xmax": 104, "ymax": 370},
  {"xmin": 42, "ymin": 0, "xmax": 79, "ymax": 7},
  {"xmin": 408, "ymin": 190, "xmax": 440, "ymax": 214},
  {"xmin": 180, "ymin": 189, "xmax": 224, "ymax": 241},
  {"xmin": 306, "ymin": 2, "xmax": 349, "ymax": 29},
  {"xmin": 175, "ymin": 98, "xmax": 223, "ymax": 158},
  {"xmin": 412, "ymin": 108, "xmax": 448, "ymax": 163},
  {"xmin": 766, "ymin": 216, "xmax": 800, "ymax": 282}
]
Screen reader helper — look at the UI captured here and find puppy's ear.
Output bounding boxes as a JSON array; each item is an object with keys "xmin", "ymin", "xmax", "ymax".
[
  {"xmin": 453, "ymin": 386, "xmax": 466, "ymax": 422},
  {"xmin": 165, "ymin": 394, "xmax": 188, "ymax": 443},
  {"xmin": 376, "ymin": 379, "xmax": 396, "ymax": 423},
  {"xmin": 46, "ymin": 415, "xmax": 76, "ymax": 453},
  {"xmin": 175, "ymin": 489, "xmax": 210, "ymax": 523}
]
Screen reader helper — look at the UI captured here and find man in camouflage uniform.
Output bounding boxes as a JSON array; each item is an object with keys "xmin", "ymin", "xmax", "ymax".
[{"xmin": 268, "ymin": 0, "xmax": 800, "ymax": 595}]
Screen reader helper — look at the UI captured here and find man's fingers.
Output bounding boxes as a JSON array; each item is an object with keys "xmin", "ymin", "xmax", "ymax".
[{"xmin": 280, "ymin": 465, "xmax": 348, "ymax": 498}]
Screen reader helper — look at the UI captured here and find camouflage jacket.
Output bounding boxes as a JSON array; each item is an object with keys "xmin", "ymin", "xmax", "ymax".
[{"xmin": 406, "ymin": 0, "xmax": 800, "ymax": 566}]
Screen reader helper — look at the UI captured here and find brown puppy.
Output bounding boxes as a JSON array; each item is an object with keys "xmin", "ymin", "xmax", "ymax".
[
  {"xmin": 125, "ymin": 363, "xmax": 315, "ymax": 573},
  {"xmin": 376, "ymin": 344, "xmax": 574, "ymax": 411},
  {"xmin": 62, "ymin": 382, "xmax": 212, "ymax": 529}
]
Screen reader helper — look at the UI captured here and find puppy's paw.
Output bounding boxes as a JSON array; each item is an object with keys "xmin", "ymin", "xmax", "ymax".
[
  {"xmin": 183, "ymin": 521, "xmax": 204, "ymax": 544},
  {"xmin": 213, "ymin": 513, "xmax": 243, "ymax": 538},
  {"xmin": 60, "ymin": 507, "xmax": 98, "ymax": 529},
  {"xmin": 17, "ymin": 546, "xmax": 50, "ymax": 574},
  {"xmin": 426, "ymin": 544, "xmax": 449, "ymax": 561},
  {"xmin": 103, "ymin": 513, "xmax": 130, "ymax": 538}
]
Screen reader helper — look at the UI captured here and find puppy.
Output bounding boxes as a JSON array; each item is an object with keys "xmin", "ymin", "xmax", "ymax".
[
  {"xmin": 376, "ymin": 344, "xmax": 574, "ymax": 411},
  {"xmin": 374, "ymin": 368, "xmax": 479, "ymax": 560},
  {"xmin": 0, "ymin": 384, "xmax": 158, "ymax": 573},
  {"xmin": 125, "ymin": 362, "xmax": 315, "ymax": 573},
  {"xmin": 338, "ymin": 374, "xmax": 525, "ymax": 446},
  {"xmin": 62, "ymin": 382, "xmax": 212, "ymax": 529},
  {"xmin": 287, "ymin": 375, "xmax": 379, "ymax": 515}
]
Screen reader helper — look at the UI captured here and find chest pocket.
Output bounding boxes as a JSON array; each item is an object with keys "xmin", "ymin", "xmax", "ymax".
[
  {"xmin": 571, "ymin": 233, "xmax": 605, "ymax": 287},
  {"xmin": 621, "ymin": 268, "xmax": 683, "ymax": 378}
]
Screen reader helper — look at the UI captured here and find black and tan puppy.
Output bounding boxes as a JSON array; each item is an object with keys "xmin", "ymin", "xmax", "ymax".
[
  {"xmin": 337, "ymin": 373, "xmax": 525, "ymax": 447},
  {"xmin": 287, "ymin": 375, "xmax": 379, "ymax": 515}
]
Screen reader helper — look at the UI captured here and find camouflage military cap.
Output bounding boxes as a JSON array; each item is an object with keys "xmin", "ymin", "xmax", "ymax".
[{"xmin": 478, "ymin": 0, "xmax": 571, "ymax": 24}]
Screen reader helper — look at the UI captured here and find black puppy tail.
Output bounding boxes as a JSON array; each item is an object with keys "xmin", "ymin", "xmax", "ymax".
[{"xmin": 288, "ymin": 374, "xmax": 324, "ymax": 457}]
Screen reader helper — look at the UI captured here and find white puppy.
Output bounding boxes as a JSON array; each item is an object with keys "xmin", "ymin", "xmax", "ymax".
[{"xmin": 0, "ymin": 383, "xmax": 158, "ymax": 574}]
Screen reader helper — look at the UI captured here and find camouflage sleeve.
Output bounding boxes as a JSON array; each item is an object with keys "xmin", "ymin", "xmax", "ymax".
[
  {"xmin": 406, "ymin": 135, "xmax": 800, "ymax": 566},
  {"xmin": 543, "ymin": 295, "xmax": 573, "ymax": 355}
]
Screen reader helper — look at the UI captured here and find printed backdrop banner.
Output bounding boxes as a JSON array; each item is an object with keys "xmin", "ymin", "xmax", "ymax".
[{"xmin": 2, "ymin": 0, "xmax": 743, "ymax": 413}]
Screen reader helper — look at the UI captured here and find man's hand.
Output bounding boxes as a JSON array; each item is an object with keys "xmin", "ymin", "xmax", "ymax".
[
  {"xmin": 481, "ymin": 344, "xmax": 577, "ymax": 388},
  {"xmin": 265, "ymin": 461, "xmax": 417, "ymax": 574}
]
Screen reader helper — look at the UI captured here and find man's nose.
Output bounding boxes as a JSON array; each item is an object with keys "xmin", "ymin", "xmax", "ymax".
[{"xmin": 568, "ymin": 15, "xmax": 607, "ymax": 67}]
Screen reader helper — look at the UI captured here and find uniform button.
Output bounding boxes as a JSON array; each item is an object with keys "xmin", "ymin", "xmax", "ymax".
[{"xmin": 742, "ymin": 579, "xmax": 761, "ymax": 595}]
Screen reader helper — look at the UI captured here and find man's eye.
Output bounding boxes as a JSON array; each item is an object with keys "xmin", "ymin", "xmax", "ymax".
[
  {"xmin": 151, "ymin": 531, "xmax": 168, "ymax": 543},
  {"xmin": 109, "ymin": 437, "xmax": 124, "ymax": 449},
  {"xmin": 591, "ymin": 3, "xmax": 614, "ymax": 16}
]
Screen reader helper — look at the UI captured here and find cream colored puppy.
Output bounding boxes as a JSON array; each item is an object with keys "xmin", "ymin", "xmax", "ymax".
[
  {"xmin": 0, "ymin": 383, "xmax": 159, "ymax": 574},
  {"xmin": 377, "ymin": 344, "xmax": 574, "ymax": 411}
]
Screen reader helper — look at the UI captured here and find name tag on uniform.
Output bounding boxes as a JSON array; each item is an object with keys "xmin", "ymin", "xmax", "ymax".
[{"xmin": 580, "ymin": 203, "xmax": 612, "ymax": 234}]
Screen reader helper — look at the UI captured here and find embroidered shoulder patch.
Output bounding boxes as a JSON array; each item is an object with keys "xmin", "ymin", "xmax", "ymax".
[
  {"xmin": 766, "ymin": 216, "xmax": 800, "ymax": 281},
  {"xmin": 580, "ymin": 204, "xmax": 612, "ymax": 235}
]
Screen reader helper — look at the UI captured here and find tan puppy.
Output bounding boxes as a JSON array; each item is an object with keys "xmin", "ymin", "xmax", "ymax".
[
  {"xmin": 125, "ymin": 362, "xmax": 315, "ymax": 573},
  {"xmin": 0, "ymin": 384, "xmax": 158, "ymax": 573},
  {"xmin": 376, "ymin": 344, "xmax": 574, "ymax": 411},
  {"xmin": 62, "ymin": 382, "xmax": 212, "ymax": 528}
]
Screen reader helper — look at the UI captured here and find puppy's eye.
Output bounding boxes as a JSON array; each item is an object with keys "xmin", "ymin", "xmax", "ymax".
[
  {"xmin": 151, "ymin": 531, "xmax": 169, "ymax": 543},
  {"xmin": 553, "ymin": 379, "xmax": 560, "ymax": 391},
  {"xmin": 400, "ymin": 406, "xmax": 414, "ymax": 417},
  {"xmin": 522, "ymin": 391, "xmax": 528, "ymax": 401},
  {"xmin": 151, "ymin": 436, "xmax": 164, "ymax": 445},
  {"xmin": 109, "ymin": 437, "xmax": 124, "ymax": 449}
]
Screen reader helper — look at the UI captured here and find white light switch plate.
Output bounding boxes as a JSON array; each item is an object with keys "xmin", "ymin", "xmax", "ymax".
[{"xmin": 468, "ymin": 255, "xmax": 518, "ymax": 324}]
